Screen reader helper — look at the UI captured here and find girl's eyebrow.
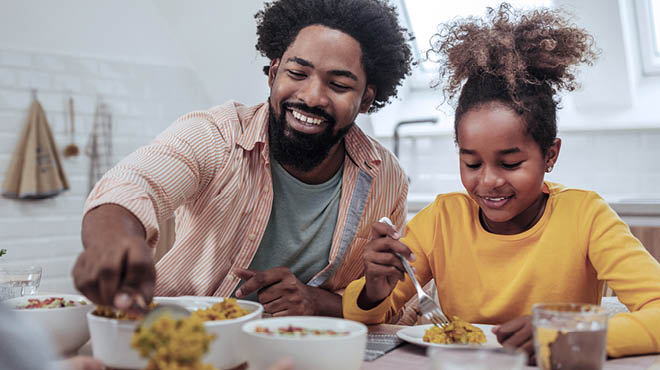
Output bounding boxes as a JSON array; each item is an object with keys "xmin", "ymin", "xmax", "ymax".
[
  {"xmin": 459, "ymin": 148, "xmax": 521, "ymax": 155},
  {"xmin": 499, "ymin": 148, "xmax": 521, "ymax": 155}
]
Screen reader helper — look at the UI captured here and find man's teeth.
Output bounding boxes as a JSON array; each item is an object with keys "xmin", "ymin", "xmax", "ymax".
[
  {"xmin": 292, "ymin": 110, "xmax": 323, "ymax": 125},
  {"xmin": 485, "ymin": 196, "xmax": 507, "ymax": 201}
]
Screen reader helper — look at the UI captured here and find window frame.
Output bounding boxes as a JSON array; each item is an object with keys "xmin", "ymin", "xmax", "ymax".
[{"xmin": 635, "ymin": 0, "xmax": 660, "ymax": 75}]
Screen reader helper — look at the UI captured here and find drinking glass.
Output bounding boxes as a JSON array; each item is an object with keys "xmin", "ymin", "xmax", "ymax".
[
  {"xmin": 0, "ymin": 265, "xmax": 43, "ymax": 301},
  {"xmin": 532, "ymin": 303, "xmax": 608, "ymax": 370},
  {"xmin": 427, "ymin": 346, "xmax": 526, "ymax": 370}
]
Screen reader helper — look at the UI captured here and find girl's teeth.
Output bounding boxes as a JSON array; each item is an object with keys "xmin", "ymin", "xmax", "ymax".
[{"xmin": 292, "ymin": 110, "xmax": 322, "ymax": 125}]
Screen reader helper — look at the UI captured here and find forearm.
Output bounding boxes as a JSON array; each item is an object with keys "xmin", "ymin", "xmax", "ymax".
[
  {"xmin": 82, "ymin": 204, "xmax": 147, "ymax": 249},
  {"xmin": 310, "ymin": 286, "xmax": 343, "ymax": 317}
]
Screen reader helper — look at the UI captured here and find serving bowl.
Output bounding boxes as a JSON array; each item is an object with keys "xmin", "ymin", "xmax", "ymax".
[
  {"xmin": 87, "ymin": 296, "xmax": 263, "ymax": 369},
  {"xmin": 241, "ymin": 316, "xmax": 368, "ymax": 370},
  {"xmin": 6, "ymin": 293, "xmax": 94, "ymax": 355}
]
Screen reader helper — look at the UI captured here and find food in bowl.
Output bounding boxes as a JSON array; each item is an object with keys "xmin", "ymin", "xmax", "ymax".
[
  {"xmin": 87, "ymin": 297, "xmax": 263, "ymax": 370},
  {"xmin": 92, "ymin": 303, "xmax": 158, "ymax": 320},
  {"xmin": 255, "ymin": 325, "xmax": 350, "ymax": 337},
  {"xmin": 242, "ymin": 316, "xmax": 368, "ymax": 370},
  {"xmin": 192, "ymin": 298, "xmax": 249, "ymax": 321},
  {"xmin": 132, "ymin": 314, "xmax": 216, "ymax": 370},
  {"xmin": 16, "ymin": 297, "xmax": 88, "ymax": 309},
  {"xmin": 423, "ymin": 316, "xmax": 486, "ymax": 345}
]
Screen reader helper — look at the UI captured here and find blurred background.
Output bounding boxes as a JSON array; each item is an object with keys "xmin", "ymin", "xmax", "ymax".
[{"xmin": 0, "ymin": 0, "xmax": 658, "ymax": 294}]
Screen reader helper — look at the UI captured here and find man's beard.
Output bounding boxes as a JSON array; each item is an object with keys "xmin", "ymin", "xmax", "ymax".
[{"xmin": 268, "ymin": 100, "xmax": 353, "ymax": 172}]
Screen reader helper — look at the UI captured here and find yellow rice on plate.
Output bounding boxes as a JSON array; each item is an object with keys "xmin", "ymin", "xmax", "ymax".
[{"xmin": 423, "ymin": 316, "xmax": 487, "ymax": 345}]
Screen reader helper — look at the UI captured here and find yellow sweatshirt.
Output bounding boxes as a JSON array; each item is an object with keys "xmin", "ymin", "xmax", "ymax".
[{"xmin": 343, "ymin": 182, "xmax": 660, "ymax": 357}]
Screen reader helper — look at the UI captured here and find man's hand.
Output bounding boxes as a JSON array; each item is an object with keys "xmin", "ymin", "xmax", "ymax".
[
  {"xmin": 492, "ymin": 315, "xmax": 536, "ymax": 365},
  {"xmin": 72, "ymin": 204, "xmax": 156, "ymax": 310},
  {"xmin": 233, "ymin": 267, "xmax": 340, "ymax": 317},
  {"xmin": 358, "ymin": 220, "xmax": 414, "ymax": 310}
]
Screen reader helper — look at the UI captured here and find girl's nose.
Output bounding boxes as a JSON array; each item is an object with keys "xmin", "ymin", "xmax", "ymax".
[{"xmin": 480, "ymin": 166, "xmax": 505, "ymax": 188}]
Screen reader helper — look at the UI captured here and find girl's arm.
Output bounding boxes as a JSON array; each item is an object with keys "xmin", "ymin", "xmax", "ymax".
[{"xmin": 585, "ymin": 193, "xmax": 660, "ymax": 357}]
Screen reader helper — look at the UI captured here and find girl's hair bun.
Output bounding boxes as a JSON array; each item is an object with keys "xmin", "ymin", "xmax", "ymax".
[{"xmin": 429, "ymin": 2, "xmax": 599, "ymax": 103}]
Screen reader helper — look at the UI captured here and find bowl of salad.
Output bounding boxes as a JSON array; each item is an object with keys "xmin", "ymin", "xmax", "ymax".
[
  {"xmin": 241, "ymin": 316, "xmax": 368, "ymax": 370},
  {"xmin": 5, "ymin": 294, "xmax": 93, "ymax": 355}
]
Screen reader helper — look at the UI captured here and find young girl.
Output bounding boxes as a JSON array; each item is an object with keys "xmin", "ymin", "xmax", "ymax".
[{"xmin": 342, "ymin": 3, "xmax": 660, "ymax": 360}]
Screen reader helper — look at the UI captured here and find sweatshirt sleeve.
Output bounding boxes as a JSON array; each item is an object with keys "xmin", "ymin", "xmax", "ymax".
[
  {"xmin": 584, "ymin": 193, "xmax": 660, "ymax": 357},
  {"xmin": 342, "ymin": 202, "xmax": 437, "ymax": 324}
]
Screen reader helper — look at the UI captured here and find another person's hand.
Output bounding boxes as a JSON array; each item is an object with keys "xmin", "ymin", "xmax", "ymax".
[
  {"xmin": 492, "ymin": 315, "xmax": 536, "ymax": 365},
  {"xmin": 268, "ymin": 357, "xmax": 294, "ymax": 370},
  {"xmin": 72, "ymin": 204, "xmax": 156, "ymax": 310},
  {"xmin": 234, "ymin": 267, "xmax": 316, "ymax": 316},
  {"xmin": 359, "ymin": 220, "xmax": 415, "ymax": 309},
  {"xmin": 57, "ymin": 355, "xmax": 105, "ymax": 370}
]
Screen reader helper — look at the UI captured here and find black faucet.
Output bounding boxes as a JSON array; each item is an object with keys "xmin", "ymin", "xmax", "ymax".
[{"xmin": 393, "ymin": 118, "xmax": 438, "ymax": 157}]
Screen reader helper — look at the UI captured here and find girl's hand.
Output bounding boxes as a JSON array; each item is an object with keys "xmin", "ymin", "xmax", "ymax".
[
  {"xmin": 492, "ymin": 315, "xmax": 536, "ymax": 365},
  {"xmin": 358, "ymin": 220, "xmax": 415, "ymax": 310}
]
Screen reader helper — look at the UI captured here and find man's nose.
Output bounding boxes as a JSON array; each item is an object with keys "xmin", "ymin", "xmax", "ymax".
[{"xmin": 296, "ymin": 77, "xmax": 329, "ymax": 109}]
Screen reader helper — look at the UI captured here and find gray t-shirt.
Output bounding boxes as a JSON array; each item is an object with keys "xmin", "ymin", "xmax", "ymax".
[{"xmin": 234, "ymin": 157, "xmax": 343, "ymax": 301}]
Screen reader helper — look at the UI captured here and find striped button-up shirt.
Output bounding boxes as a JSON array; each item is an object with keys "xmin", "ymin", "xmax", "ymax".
[{"xmin": 84, "ymin": 101, "xmax": 408, "ymax": 297}]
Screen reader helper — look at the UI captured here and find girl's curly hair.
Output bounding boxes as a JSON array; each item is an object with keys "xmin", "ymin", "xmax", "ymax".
[
  {"xmin": 255, "ymin": 0, "xmax": 413, "ymax": 113},
  {"xmin": 429, "ymin": 3, "xmax": 599, "ymax": 154}
]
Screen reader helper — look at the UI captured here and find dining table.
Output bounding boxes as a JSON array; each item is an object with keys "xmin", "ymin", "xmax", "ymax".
[
  {"xmin": 74, "ymin": 295, "xmax": 659, "ymax": 370},
  {"xmin": 360, "ymin": 324, "xmax": 660, "ymax": 370},
  {"xmin": 77, "ymin": 322, "xmax": 660, "ymax": 370}
]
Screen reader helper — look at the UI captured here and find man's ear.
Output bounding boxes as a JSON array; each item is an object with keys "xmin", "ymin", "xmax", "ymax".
[
  {"xmin": 268, "ymin": 58, "xmax": 281, "ymax": 88},
  {"xmin": 359, "ymin": 85, "xmax": 376, "ymax": 113}
]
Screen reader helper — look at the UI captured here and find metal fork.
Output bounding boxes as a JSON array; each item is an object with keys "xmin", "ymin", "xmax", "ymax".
[{"xmin": 378, "ymin": 217, "xmax": 451, "ymax": 328}]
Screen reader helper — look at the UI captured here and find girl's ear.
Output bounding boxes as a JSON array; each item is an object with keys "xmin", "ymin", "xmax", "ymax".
[
  {"xmin": 268, "ymin": 59, "xmax": 281, "ymax": 88},
  {"xmin": 545, "ymin": 138, "xmax": 562, "ymax": 172}
]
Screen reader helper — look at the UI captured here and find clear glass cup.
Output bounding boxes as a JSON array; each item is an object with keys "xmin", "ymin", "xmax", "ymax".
[
  {"xmin": 532, "ymin": 303, "xmax": 608, "ymax": 370},
  {"xmin": 0, "ymin": 265, "xmax": 43, "ymax": 301},
  {"xmin": 427, "ymin": 346, "xmax": 526, "ymax": 370}
]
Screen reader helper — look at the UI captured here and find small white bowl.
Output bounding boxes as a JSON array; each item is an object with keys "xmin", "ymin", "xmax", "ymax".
[
  {"xmin": 6, "ymin": 294, "xmax": 94, "ymax": 355},
  {"xmin": 87, "ymin": 296, "xmax": 263, "ymax": 369},
  {"xmin": 241, "ymin": 316, "xmax": 368, "ymax": 370}
]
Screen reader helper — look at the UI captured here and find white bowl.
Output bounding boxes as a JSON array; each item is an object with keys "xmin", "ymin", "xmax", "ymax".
[
  {"xmin": 6, "ymin": 294, "xmax": 94, "ymax": 355},
  {"xmin": 241, "ymin": 316, "xmax": 368, "ymax": 370},
  {"xmin": 87, "ymin": 296, "xmax": 263, "ymax": 369}
]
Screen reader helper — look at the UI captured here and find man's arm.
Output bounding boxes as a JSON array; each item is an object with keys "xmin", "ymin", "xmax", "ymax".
[{"xmin": 73, "ymin": 204, "xmax": 156, "ymax": 309}]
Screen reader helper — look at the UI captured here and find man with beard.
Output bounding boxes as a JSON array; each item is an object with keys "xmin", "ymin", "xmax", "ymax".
[{"xmin": 72, "ymin": 0, "xmax": 412, "ymax": 318}]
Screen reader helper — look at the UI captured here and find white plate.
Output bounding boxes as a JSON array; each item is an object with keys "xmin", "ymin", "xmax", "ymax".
[{"xmin": 396, "ymin": 324, "xmax": 500, "ymax": 348}]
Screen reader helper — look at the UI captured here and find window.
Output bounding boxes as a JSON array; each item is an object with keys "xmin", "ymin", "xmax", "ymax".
[
  {"xmin": 636, "ymin": 0, "xmax": 660, "ymax": 74},
  {"xmin": 402, "ymin": 0, "xmax": 554, "ymax": 89}
]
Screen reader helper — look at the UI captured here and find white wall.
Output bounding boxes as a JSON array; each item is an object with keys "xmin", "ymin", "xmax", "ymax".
[
  {"xmin": 0, "ymin": 1, "xmax": 212, "ymax": 293},
  {"xmin": 372, "ymin": 0, "xmax": 660, "ymax": 204}
]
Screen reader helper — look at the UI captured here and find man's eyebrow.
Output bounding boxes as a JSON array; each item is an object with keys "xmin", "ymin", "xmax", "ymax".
[
  {"xmin": 459, "ymin": 148, "xmax": 475, "ymax": 155},
  {"xmin": 287, "ymin": 57, "xmax": 313, "ymax": 67},
  {"xmin": 286, "ymin": 57, "xmax": 358, "ymax": 81},
  {"xmin": 329, "ymin": 70, "xmax": 357, "ymax": 81}
]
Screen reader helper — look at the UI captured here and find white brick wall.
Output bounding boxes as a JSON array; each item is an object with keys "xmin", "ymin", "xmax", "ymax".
[
  {"xmin": 0, "ymin": 49, "xmax": 210, "ymax": 294},
  {"xmin": 385, "ymin": 127, "xmax": 660, "ymax": 200}
]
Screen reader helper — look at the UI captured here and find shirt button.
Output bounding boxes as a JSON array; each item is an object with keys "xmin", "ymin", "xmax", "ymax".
[
  {"xmin": 247, "ymin": 234, "xmax": 256, "ymax": 241},
  {"xmin": 262, "ymin": 185, "xmax": 269, "ymax": 193}
]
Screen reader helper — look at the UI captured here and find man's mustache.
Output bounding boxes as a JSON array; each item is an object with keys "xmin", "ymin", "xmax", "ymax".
[{"xmin": 281, "ymin": 102, "xmax": 335, "ymax": 124}]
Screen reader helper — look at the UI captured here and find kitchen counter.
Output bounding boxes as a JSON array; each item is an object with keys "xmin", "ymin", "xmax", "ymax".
[{"xmin": 407, "ymin": 193, "xmax": 660, "ymax": 226}]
